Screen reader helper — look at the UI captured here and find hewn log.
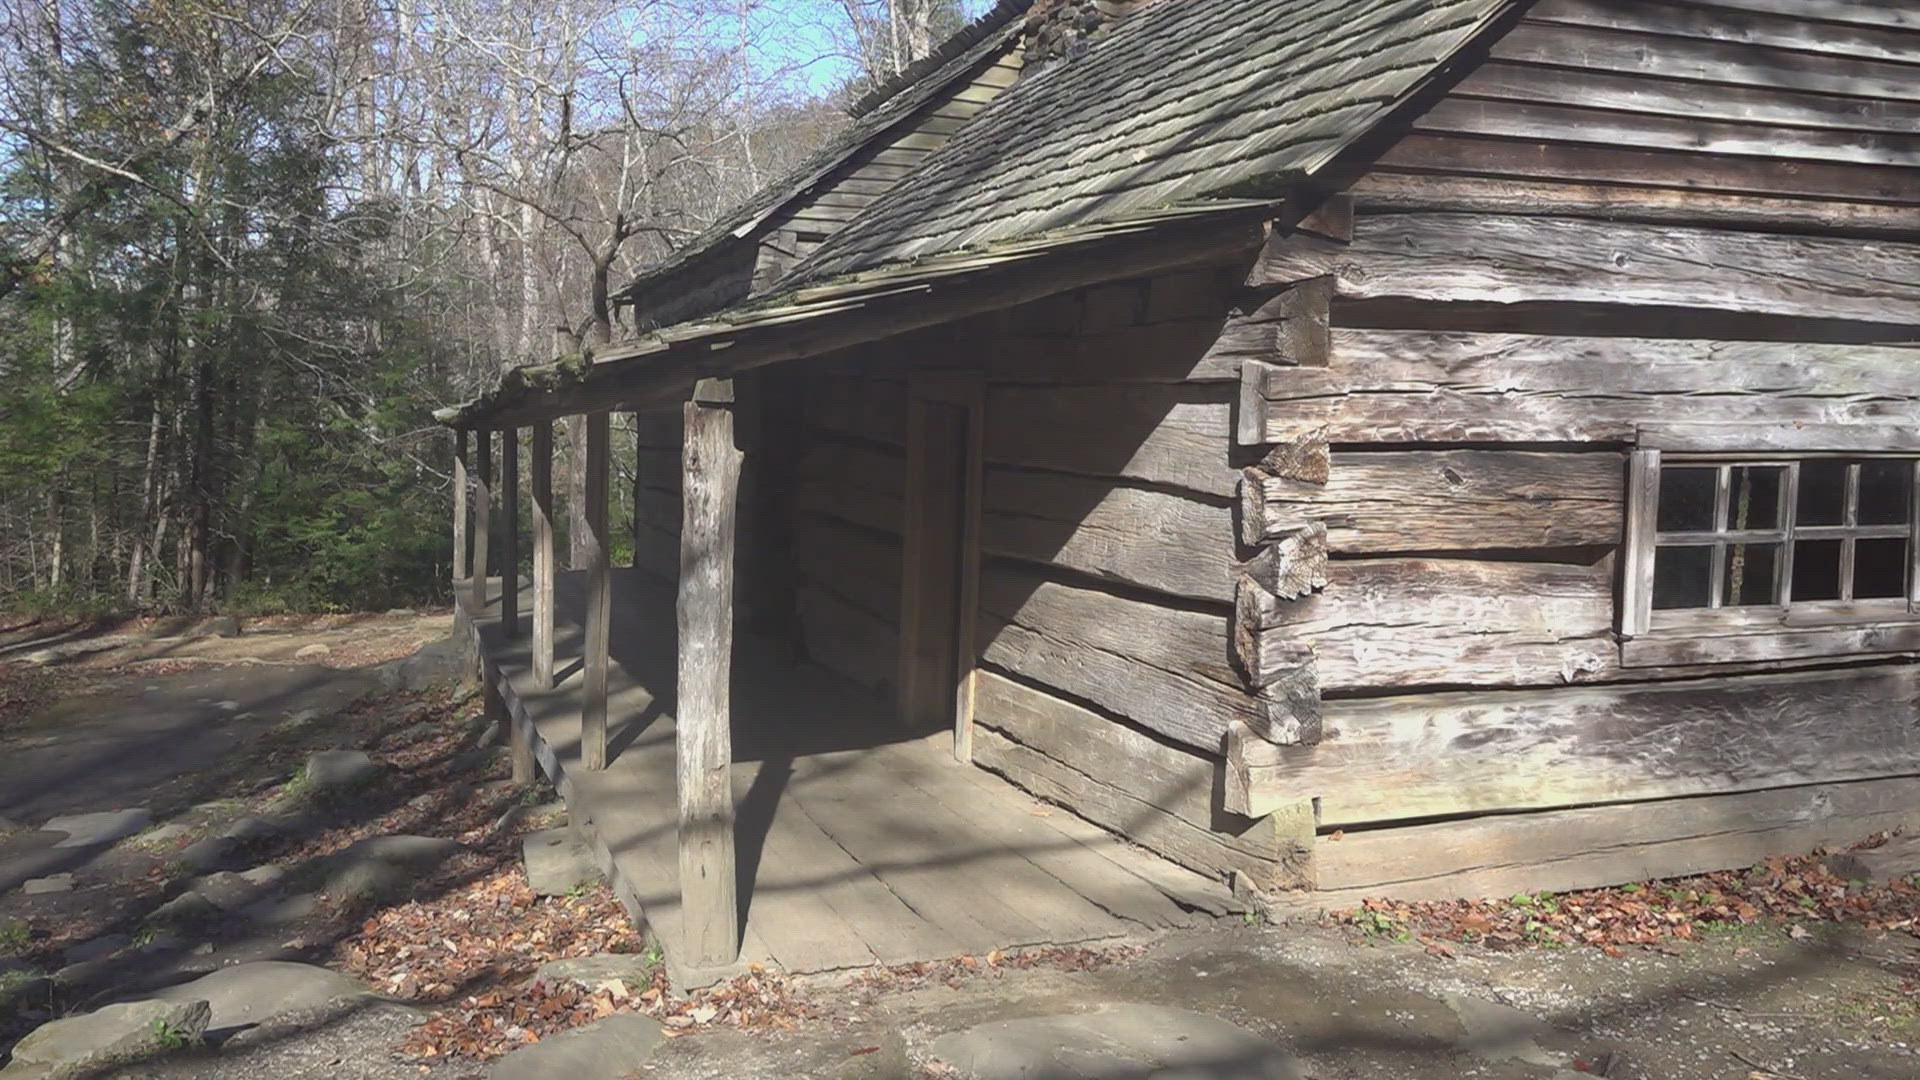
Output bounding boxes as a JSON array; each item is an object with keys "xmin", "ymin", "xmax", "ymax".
[
  {"xmin": 1494, "ymin": 17, "xmax": 1920, "ymax": 97},
  {"xmin": 1227, "ymin": 663, "xmax": 1920, "ymax": 825},
  {"xmin": 676, "ymin": 388, "xmax": 743, "ymax": 968},
  {"xmin": 977, "ymin": 567, "xmax": 1281, "ymax": 751},
  {"xmin": 1250, "ymin": 332, "xmax": 1920, "ymax": 444},
  {"xmin": 1239, "ymin": 523, "xmax": 1327, "ymax": 601},
  {"xmin": 796, "ymin": 584, "xmax": 896, "ymax": 690},
  {"xmin": 1313, "ymin": 775, "xmax": 1920, "ymax": 904},
  {"xmin": 792, "ymin": 513, "xmax": 901, "ymax": 621},
  {"xmin": 971, "ymin": 670, "xmax": 1293, "ymax": 889},
  {"xmin": 1240, "ymin": 557, "xmax": 1615, "ymax": 691},
  {"xmin": 1623, "ymin": 622, "xmax": 1920, "ymax": 668},
  {"xmin": 795, "ymin": 439, "xmax": 904, "ymax": 535},
  {"xmin": 985, "ymin": 384, "xmax": 1239, "ymax": 497},
  {"xmin": 1528, "ymin": 0, "xmax": 1919, "ymax": 64},
  {"xmin": 581, "ymin": 413, "xmax": 611, "ymax": 772},
  {"xmin": 452, "ymin": 430, "xmax": 470, "ymax": 584},
  {"xmin": 1240, "ymin": 450, "xmax": 1625, "ymax": 552},
  {"xmin": 1252, "ymin": 214, "xmax": 1920, "ymax": 324},
  {"xmin": 1453, "ymin": 60, "xmax": 1920, "ymax": 138},
  {"xmin": 1373, "ymin": 133, "xmax": 1920, "ymax": 208},
  {"xmin": 1417, "ymin": 96, "xmax": 1920, "ymax": 170},
  {"xmin": 471, "ymin": 430, "xmax": 491, "ymax": 612},
  {"xmin": 982, "ymin": 469, "xmax": 1235, "ymax": 604},
  {"xmin": 1350, "ymin": 172, "xmax": 1920, "ymax": 238},
  {"xmin": 532, "ymin": 423, "xmax": 556, "ymax": 688},
  {"xmin": 500, "ymin": 428, "xmax": 520, "ymax": 638},
  {"xmin": 982, "ymin": 319, "xmax": 1241, "ymax": 383}
]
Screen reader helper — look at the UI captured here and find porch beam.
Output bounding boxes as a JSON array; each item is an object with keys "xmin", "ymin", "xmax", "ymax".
[
  {"xmin": 452, "ymin": 429, "xmax": 469, "ymax": 584},
  {"xmin": 677, "ymin": 379, "xmax": 742, "ymax": 968},
  {"xmin": 532, "ymin": 421, "xmax": 556, "ymax": 688},
  {"xmin": 472, "ymin": 429, "xmax": 492, "ymax": 614},
  {"xmin": 582, "ymin": 411, "xmax": 612, "ymax": 771},
  {"xmin": 501, "ymin": 427, "xmax": 521, "ymax": 637}
]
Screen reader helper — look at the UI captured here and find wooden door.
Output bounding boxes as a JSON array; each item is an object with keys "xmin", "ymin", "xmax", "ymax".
[{"xmin": 898, "ymin": 375, "xmax": 984, "ymax": 758}]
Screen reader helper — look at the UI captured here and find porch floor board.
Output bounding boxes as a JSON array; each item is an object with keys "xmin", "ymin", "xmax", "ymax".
[{"xmin": 460, "ymin": 568, "xmax": 1235, "ymax": 987}]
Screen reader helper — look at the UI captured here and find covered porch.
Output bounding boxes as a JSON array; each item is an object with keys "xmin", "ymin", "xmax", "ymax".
[{"xmin": 449, "ymin": 413, "xmax": 1237, "ymax": 984}]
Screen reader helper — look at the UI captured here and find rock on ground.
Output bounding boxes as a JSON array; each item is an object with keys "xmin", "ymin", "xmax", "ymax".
[
  {"xmin": 293, "ymin": 643, "xmax": 332, "ymax": 659},
  {"xmin": 302, "ymin": 749, "xmax": 380, "ymax": 793},
  {"xmin": 2, "ymin": 997, "xmax": 211, "ymax": 1079},
  {"xmin": 1827, "ymin": 835, "xmax": 1920, "ymax": 884},
  {"xmin": 44, "ymin": 809, "xmax": 151, "ymax": 850},
  {"xmin": 317, "ymin": 834, "xmax": 461, "ymax": 901},
  {"xmin": 927, "ymin": 1004, "xmax": 1303, "ymax": 1080},
  {"xmin": 534, "ymin": 953, "xmax": 659, "ymax": 989},
  {"xmin": 522, "ymin": 827, "xmax": 600, "ymax": 896},
  {"xmin": 486, "ymin": 1013, "xmax": 667, "ymax": 1080},
  {"xmin": 145, "ymin": 961, "xmax": 378, "ymax": 1045},
  {"xmin": 21, "ymin": 874, "xmax": 73, "ymax": 895}
]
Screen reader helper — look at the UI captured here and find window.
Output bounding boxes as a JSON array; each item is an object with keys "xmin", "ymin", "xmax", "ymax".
[{"xmin": 1622, "ymin": 436, "xmax": 1920, "ymax": 663}]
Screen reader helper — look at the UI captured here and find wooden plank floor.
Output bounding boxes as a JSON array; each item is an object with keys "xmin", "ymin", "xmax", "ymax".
[{"xmin": 461, "ymin": 568, "xmax": 1237, "ymax": 987}]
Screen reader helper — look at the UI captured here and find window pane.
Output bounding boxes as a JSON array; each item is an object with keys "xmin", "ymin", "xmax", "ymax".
[
  {"xmin": 1652, "ymin": 545, "xmax": 1714, "ymax": 610},
  {"xmin": 1797, "ymin": 460, "xmax": 1848, "ymax": 526},
  {"xmin": 1726, "ymin": 466, "xmax": 1784, "ymax": 531},
  {"xmin": 1792, "ymin": 538, "xmax": 1844, "ymax": 602},
  {"xmin": 1858, "ymin": 460, "xmax": 1914, "ymax": 527},
  {"xmin": 1657, "ymin": 467, "xmax": 1718, "ymax": 533},
  {"xmin": 1722, "ymin": 542, "xmax": 1780, "ymax": 607},
  {"xmin": 1855, "ymin": 538, "xmax": 1910, "ymax": 600}
]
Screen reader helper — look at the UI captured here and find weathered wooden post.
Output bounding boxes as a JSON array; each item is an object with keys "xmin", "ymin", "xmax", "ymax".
[
  {"xmin": 501, "ymin": 427, "xmax": 521, "ymax": 638},
  {"xmin": 472, "ymin": 429, "xmax": 492, "ymax": 614},
  {"xmin": 453, "ymin": 429, "xmax": 469, "ymax": 586},
  {"xmin": 677, "ymin": 378, "xmax": 743, "ymax": 967},
  {"xmin": 582, "ymin": 411, "xmax": 612, "ymax": 771},
  {"xmin": 532, "ymin": 421, "xmax": 556, "ymax": 688}
]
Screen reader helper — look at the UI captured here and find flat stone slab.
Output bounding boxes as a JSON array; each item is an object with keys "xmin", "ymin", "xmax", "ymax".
[
  {"xmin": 535, "ymin": 954, "xmax": 660, "ymax": 989},
  {"xmin": 45, "ymin": 809, "xmax": 152, "ymax": 849},
  {"xmin": 487, "ymin": 1013, "xmax": 667, "ymax": 1080},
  {"xmin": 146, "ymin": 961, "xmax": 375, "ymax": 1043},
  {"xmin": 5, "ymin": 996, "xmax": 210, "ymax": 1078},
  {"xmin": 22, "ymin": 874, "xmax": 73, "ymax": 895},
  {"xmin": 65, "ymin": 934, "xmax": 131, "ymax": 964},
  {"xmin": 1443, "ymin": 993, "xmax": 1564, "ymax": 1068},
  {"xmin": 293, "ymin": 643, "xmax": 332, "ymax": 659},
  {"xmin": 303, "ymin": 749, "xmax": 381, "ymax": 792},
  {"xmin": 929, "ymin": 1004, "xmax": 1301, "ymax": 1080},
  {"xmin": 319, "ymin": 834, "xmax": 461, "ymax": 900},
  {"xmin": 523, "ymin": 827, "xmax": 600, "ymax": 896}
]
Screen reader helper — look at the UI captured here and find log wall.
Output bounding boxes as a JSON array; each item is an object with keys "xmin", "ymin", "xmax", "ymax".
[
  {"xmin": 788, "ymin": 264, "xmax": 1315, "ymax": 889},
  {"xmin": 1232, "ymin": 0, "xmax": 1920, "ymax": 901}
]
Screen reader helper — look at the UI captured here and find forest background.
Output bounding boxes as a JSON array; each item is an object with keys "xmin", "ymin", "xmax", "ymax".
[{"xmin": 0, "ymin": 0, "xmax": 976, "ymax": 613}]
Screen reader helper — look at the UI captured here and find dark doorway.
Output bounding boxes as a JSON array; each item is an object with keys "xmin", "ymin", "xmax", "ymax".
[{"xmin": 898, "ymin": 374, "xmax": 984, "ymax": 756}]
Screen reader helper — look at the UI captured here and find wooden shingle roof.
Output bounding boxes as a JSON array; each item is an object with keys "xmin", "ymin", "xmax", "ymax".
[{"xmin": 788, "ymin": 0, "xmax": 1517, "ymax": 283}]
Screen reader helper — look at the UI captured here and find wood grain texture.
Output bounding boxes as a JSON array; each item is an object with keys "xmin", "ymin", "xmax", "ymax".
[
  {"xmin": 1252, "ymin": 331, "xmax": 1920, "ymax": 444},
  {"xmin": 985, "ymin": 384, "xmax": 1239, "ymax": 497},
  {"xmin": 500, "ymin": 428, "xmax": 520, "ymax": 638},
  {"xmin": 792, "ymin": 512, "xmax": 901, "ymax": 622},
  {"xmin": 795, "ymin": 439, "xmax": 905, "ymax": 536},
  {"xmin": 1255, "ymin": 213, "xmax": 1920, "ymax": 324},
  {"xmin": 1314, "ymin": 775, "xmax": 1920, "ymax": 903},
  {"xmin": 1527, "ymin": 0, "xmax": 1920, "ymax": 63},
  {"xmin": 532, "ymin": 423, "xmax": 556, "ymax": 688},
  {"xmin": 1242, "ymin": 557, "xmax": 1616, "ymax": 692},
  {"xmin": 1350, "ymin": 172, "xmax": 1920, "ymax": 238},
  {"xmin": 1229, "ymin": 664, "xmax": 1920, "ymax": 825},
  {"xmin": 977, "ymin": 566, "xmax": 1259, "ymax": 751},
  {"xmin": 982, "ymin": 469, "xmax": 1235, "ymax": 604},
  {"xmin": 581, "ymin": 413, "xmax": 611, "ymax": 772},
  {"xmin": 676, "ymin": 397, "xmax": 743, "ymax": 968},
  {"xmin": 796, "ymin": 584, "xmax": 897, "ymax": 691},
  {"xmin": 971, "ymin": 671, "xmax": 1290, "ymax": 889},
  {"xmin": 1241, "ymin": 450, "xmax": 1624, "ymax": 552}
]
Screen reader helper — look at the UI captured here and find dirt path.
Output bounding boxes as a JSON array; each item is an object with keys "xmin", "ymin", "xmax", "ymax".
[{"xmin": 2, "ymin": 616, "xmax": 1918, "ymax": 1079}]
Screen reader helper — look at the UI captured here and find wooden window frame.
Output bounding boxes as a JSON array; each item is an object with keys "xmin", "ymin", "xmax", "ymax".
[{"xmin": 1621, "ymin": 426, "xmax": 1920, "ymax": 667}]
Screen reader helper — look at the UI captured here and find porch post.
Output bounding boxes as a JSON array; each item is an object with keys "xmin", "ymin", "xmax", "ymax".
[
  {"xmin": 581, "ymin": 411, "xmax": 612, "ymax": 771},
  {"xmin": 501, "ymin": 427, "xmax": 521, "ymax": 638},
  {"xmin": 472, "ymin": 429, "xmax": 492, "ymax": 614},
  {"xmin": 532, "ymin": 421, "xmax": 556, "ymax": 688},
  {"xmin": 452, "ymin": 429, "xmax": 469, "ymax": 586},
  {"xmin": 676, "ymin": 379, "xmax": 742, "ymax": 967}
]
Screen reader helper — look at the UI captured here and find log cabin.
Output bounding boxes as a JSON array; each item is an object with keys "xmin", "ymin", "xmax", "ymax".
[{"xmin": 437, "ymin": 0, "xmax": 1920, "ymax": 975}]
